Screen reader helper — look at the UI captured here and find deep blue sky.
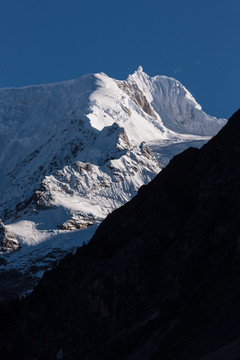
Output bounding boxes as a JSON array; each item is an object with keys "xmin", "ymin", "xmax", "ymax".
[{"xmin": 1, "ymin": 0, "xmax": 239, "ymax": 119}]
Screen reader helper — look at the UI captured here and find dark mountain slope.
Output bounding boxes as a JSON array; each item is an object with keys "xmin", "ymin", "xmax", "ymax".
[{"xmin": 1, "ymin": 109, "xmax": 240, "ymax": 360}]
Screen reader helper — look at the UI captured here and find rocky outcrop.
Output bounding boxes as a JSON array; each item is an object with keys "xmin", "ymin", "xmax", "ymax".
[
  {"xmin": 140, "ymin": 141, "xmax": 154, "ymax": 159},
  {"xmin": 116, "ymin": 79, "xmax": 157, "ymax": 118},
  {"xmin": 58, "ymin": 216, "xmax": 94, "ymax": 231},
  {"xmin": 0, "ymin": 220, "xmax": 19, "ymax": 252}
]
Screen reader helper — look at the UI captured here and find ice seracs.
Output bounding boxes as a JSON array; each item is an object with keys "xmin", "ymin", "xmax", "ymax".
[{"xmin": 0, "ymin": 67, "xmax": 227, "ymax": 295}]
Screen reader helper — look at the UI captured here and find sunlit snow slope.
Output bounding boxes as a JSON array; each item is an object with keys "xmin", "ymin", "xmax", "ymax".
[{"xmin": 0, "ymin": 67, "xmax": 226, "ymax": 292}]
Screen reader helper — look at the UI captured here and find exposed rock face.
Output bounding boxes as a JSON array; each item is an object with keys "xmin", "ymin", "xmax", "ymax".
[
  {"xmin": 0, "ymin": 109, "xmax": 238, "ymax": 359},
  {"xmin": 0, "ymin": 220, "xmax": 19, "ymax": 252},
  {"xmin": 59, "ymin": 216, "xmax": 94, "ymax": 231},
  {"xmin": 140, "ymin": 141, "xmax": 154, "ymax": 159},
  {"xmin": 116, "ymin": 79, "xmax": 157, "ymax": 118}
]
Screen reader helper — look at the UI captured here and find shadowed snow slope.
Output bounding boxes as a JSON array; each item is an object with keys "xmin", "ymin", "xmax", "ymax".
[{"xmin": 0, "ymin": 67, "xmax": 226, "ymax": 297}]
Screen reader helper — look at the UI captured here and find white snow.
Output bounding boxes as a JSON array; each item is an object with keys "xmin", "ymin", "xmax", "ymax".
[{"xmin": 6, "ymin": 221, "xmax": 53, "ymax": 246}]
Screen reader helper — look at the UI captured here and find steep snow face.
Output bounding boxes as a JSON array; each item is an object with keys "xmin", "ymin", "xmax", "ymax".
[
  {"xmin": 0, "ymin": 75, "xmax": 95, "ymax": 171},
  {"xmin": 87, "ymin": 72, "xmax": 172, "ymax": 144},
  {"xmin": 127, "ymin": 66, "xmax": 226, "ymax": 135},
  {"xmin": 0, "ymin": 68, "xmax": 227, "ymax": 292}
]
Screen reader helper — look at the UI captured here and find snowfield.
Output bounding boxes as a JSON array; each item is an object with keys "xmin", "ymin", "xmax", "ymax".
[{"xmin": 0, "ymin": 67, "xmax": 227, "ymax": 296}]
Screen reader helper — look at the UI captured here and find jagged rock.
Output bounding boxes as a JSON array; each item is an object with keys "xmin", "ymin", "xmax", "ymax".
[
  {"xmin": 76, "ymin": 162, "xmax": 93, "ymax": 174},
  {"xmin": 0, "ymin": 220, "xmax": 19, "ymax": 252},
  {"xmin": 59, "ymin": 216, "xmax": 94, "ymax": 231},
  {"xmin": 34, "ymin": 190, "xmax": 55, "ymax": 210},
  {"xmin": 140, "ymin": 141, "xmax": 154, "ymax": 159},
  {"xmin": 116, "ymin": 80, "xmax": 157, "ymax": 118}
]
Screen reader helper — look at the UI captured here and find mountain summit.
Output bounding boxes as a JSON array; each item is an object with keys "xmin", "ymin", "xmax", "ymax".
[{"xmin": 0, "ymin": 68, "xmax": 226, "ymax": 298}]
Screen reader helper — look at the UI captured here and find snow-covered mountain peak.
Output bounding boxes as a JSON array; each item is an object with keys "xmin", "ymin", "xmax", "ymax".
[
  {"xmin": 126, "ymin": 67, "xmax": 226, "ymax": 136},
  {"xmin": 127, "ymin": 65, "xmax": 150, "ymax": 85},
  {"xmin": 0, "ymin": 69, "xmax": 227, "ymax": 297},
  {"xmin": 134, "ymin": 65, "xmax": 144, "ymax": 75}
]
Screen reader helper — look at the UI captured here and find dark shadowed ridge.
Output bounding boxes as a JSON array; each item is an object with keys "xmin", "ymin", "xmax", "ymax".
[{"xmin": 1, "ymin": 109, "xmax": 240, "ymax": 360}]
